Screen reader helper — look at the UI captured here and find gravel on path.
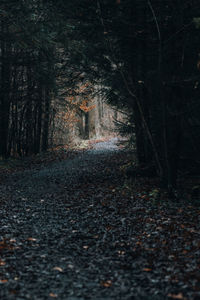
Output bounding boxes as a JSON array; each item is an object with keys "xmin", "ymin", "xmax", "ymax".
[
  {"xmin": 0, "ymin": 138, "xmax": 199, "ymax": 300},
  {"xmin": 0, "ymin": 138, "xmax": 132, "ymax": 300}
]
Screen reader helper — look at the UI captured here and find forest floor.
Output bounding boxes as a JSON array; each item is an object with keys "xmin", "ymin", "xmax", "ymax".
[{"xmin": 0, "ymin": 138, "xmax": 200, "ymax": 300}]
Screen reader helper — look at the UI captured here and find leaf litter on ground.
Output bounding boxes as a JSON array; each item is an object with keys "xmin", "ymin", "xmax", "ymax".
[{"xmin": 0, "ymin": 138, "xmax": 199, "ymax": 300}]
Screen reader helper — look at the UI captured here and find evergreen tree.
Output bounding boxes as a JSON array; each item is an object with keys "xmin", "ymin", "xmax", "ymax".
[{"xmin": 55, "ymin": 0, "xmax": 200, "ymax": 191}]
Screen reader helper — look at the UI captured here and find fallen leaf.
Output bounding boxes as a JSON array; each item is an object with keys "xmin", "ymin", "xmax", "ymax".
[
  {"xmin": 0, "ymin": 279, "xmax": 8, "ymax": 283},
  {"xmin": 167, "ymin": 293, "xmax": 186, "ymax": 299},
  {"xmin": 67, "ymin": 264, "xmax": 74, "ymax": 269},
  {"xmin": 143, "ymin": 268, "xmax": 152, "ymax": 272},
  {"xmin": 0, "ymin": 260, "xmax": 6, "ymax": 266},
  {"xmin": 118, "ymin": 250, "xmax": 125, "ymax": 255},
  {"xmin": 53, "ymin": 267, "xmax": 63, "ymax": 272},
  {"xmin": 100, "ymin": 280, "xmax": 112, "ymax": 287},
  {"xmin": 49, "ymin": 293, "xmax": 58, "ymax": 298},
  {"xmin": 27, "ymin": 238, "xmax": 37, "ymax": 241},
  {"xmin": 136, "ymin": 241, "xmax": 142, "ymax": 246},
  {"xmin": 9, "ymin": 239, "xmax": 16, "ymax": 243}
]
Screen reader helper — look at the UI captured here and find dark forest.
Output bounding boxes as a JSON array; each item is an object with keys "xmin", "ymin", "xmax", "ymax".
[{"xmin": 0, "ymin": 1, "xmax": 200, "ymax": 299}]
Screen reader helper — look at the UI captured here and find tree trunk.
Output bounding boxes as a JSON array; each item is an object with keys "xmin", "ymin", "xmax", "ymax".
[
  {"xmin": 42, "ymin": 88, "xmax": 50, "ymax": 151},
  {"xmin": 0, "ymin": 22, "xmax": 11, "ymax": 158}
]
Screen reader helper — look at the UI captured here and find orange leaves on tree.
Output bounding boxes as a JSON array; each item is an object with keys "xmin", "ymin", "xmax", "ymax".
[
  {"xmin": 72, "ymin": 82, "xmax": 95, "ymax": 113},
  {"xmin": 79, "ymin": 82, "xmax": 90, "ymax": 92},
  {"xmin": 60, "ymin": 82, "xmax": 95, "ymax": 129},
  {"xmin": 56, "ymin": 81, "xmax": 95, "ymax": 135},
  {"xmin": 68, "ymin": 96, "xmax": 74, "ymax": 103},
  {"xmin": 61, "ymin": 110, "xmax": 79, "ymax": 126},
  {"xmin": 79, "ymin": 100, "xmax": 96, "ymax": 113}
]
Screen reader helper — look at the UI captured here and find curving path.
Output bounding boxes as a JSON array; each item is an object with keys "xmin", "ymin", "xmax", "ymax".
[{"xmin": 0, "ymin": 138, "xmax": 199, "ymax": 300}]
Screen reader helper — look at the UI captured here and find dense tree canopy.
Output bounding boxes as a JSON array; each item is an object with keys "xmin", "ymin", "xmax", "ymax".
[
  {"xmin": 0, "ymin": 0, "xmax": 200, "ymax": 193},
  {"xmin": 62, "ymin": 0, "xmax": 200, "ymax": 191}
]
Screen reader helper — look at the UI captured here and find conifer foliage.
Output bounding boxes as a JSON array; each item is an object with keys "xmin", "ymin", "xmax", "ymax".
[
  {"xmin": 0, "ymin": 0, "xmax": 60, "ymax": 157},
  {"xmin": 0, "ymin": 0, "xmax": 200, "ymax": 192},
  {"xmin": 58, "ymin": 0, "xmax": 200, "ymax": 190}
]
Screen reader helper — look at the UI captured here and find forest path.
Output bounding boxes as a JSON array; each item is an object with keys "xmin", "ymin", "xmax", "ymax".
[
  {"xmin": 2, "ymin": 137, "xmax": 120, "ymax": 200},
  {"xmin": 0, "ymin": 138, "xmax": 200, "ymax": 300},
  {"xmin": 0, "ymin": 138, "xmax": 133, "ymax": 300}
]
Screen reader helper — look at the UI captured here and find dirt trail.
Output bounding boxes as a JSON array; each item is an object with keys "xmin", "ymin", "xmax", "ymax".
[
  {"xmin": 0, "ymin": 138, "xmax": 199, "ymax": 300},
  {"xmin": 0, "ymin": 138, "xmax": 129, "ymax": 300},
  {"xmin": 2, "ymin": 138, "xmax": 120, "ymax": 200}
]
